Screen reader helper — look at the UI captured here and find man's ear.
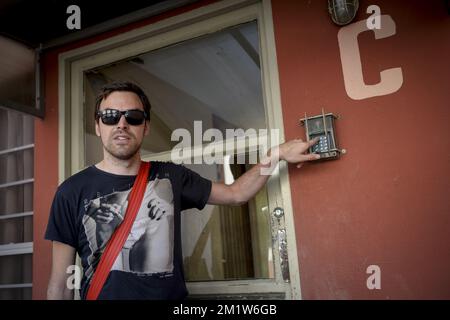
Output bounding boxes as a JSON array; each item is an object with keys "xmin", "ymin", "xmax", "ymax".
[{"xmin": 95, "ymin": 120, "xmax": 101, "ymax": 137}]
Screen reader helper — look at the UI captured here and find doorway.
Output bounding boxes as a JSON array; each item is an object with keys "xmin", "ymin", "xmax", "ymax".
[{"xmin": 61, "ymin": 0, "xmax": 301, "ymax": 299}]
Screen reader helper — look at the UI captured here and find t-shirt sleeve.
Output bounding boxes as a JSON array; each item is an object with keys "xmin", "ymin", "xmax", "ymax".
[
  {"xmin": 44, "ymin": 189, "xmax": 78, "ymax": 249},
  {"xmin": 179, "ymin": 166, "xmax": 212, "ymax": 211}
]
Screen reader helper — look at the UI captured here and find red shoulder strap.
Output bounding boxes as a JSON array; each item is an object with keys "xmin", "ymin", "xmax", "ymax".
[{"xmin": 86, "ymin": 161, "xmax": 151, "ymax": 300}]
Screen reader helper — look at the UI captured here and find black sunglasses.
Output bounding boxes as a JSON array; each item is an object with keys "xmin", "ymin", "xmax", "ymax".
[{"xmin": 96, "ymin": 109, "xmax": 148, "ymax": 126}]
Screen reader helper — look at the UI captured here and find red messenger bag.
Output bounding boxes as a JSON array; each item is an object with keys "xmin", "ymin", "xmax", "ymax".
[{"xmin": 86, "ymin": 161, "xmax": 150, "ymax": 300}]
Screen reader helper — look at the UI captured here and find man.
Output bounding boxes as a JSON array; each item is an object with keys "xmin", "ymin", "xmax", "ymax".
[{"xmin": 45, "ymin": 81, "xmax": 320, "ymax": 300}]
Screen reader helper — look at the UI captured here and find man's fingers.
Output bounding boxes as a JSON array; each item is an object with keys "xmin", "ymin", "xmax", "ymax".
[
  {"xmin": 308, "ymin": 137, "xmax": 320, "ymax": 146},
  {"xmin": 97, "ymin": 210, "xmax": 111, "ymax": 217},
  {"xmin": 148, "ymin": 204, "xmax": 156, "ymax": 218},
  {"xmin": 155, "ymin": 208, "xmax": 163, "ymax": 220},
  {"xmin": 296, "ymin": 153, "xmax": 320, "ymax": 168},
  {"xmin": 147, "ymin": 198, "xmax": 156, "ymax": 208},
  {"xmin": 100, "ymin": 203, "xmax": 116, "ymax": 212},
  {"xmin": 150, "ymin": 206, "xmax": 163, "ymax": 220},
  {"xmin": 102, "ymin": 203, "xmax": 121, "ymax": 213},
  {"xmin": 303, "ymin": 153, "xmax": 321, "ymax": 161},
  {"xmin": 97, "ymin": 215, "xmax": 111, "ymax": 223}
]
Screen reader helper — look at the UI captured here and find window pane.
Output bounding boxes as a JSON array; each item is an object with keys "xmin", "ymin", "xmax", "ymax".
[
  {"xmin": 0, "ymin": 107, "xmax": 34, "ymax": 300},
  {"xmin": 0, "ymin": 254, "xmax": 32, "ymax": 285},
  {"xmin": 0, "ymin": 148, "xmax": 34, "ymax": 184},
  {"xmin": 84, "ymin": 21, "xmax": 263, "ymax": 165},
  {"xmin": 181, "ymin": 160, "xmax": 274, "ymax": 281},
  {"xmin": 0, "ymin": 253, "xmax": 32, "ymax": 300},
  {"xmin": 81, "ymin": 21, "xmax": 273, "ymax": 282},
  {"xmin": 0, "ymin": 287, "xmax": 32, "ymax": 300},
  {"xmin": 0, "ymin": 184, "xmax": 33, "ymax": 216},
  {"xmin": 0, "ymin": 107, "xmax": 34, "ymax": 149},
  {"xmin": 0, "ymin": 107, "xmax": 34, "ymax": 216},
  {"xmin": 0, "ymin": 216, "xmax": 33, "ymax": 245},
  {"xmin": 0, "ymin": 36, "xmax": 36, "ymax": 113}
]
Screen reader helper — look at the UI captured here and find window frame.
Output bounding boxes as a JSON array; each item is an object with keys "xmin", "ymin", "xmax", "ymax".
[
  {"xmin": 0, "ymin": 123, "xmax": 35, "ymax": 293},
  {"xmin": 58, "ymin": 0, "xmax": 302, "ymax": 299}
]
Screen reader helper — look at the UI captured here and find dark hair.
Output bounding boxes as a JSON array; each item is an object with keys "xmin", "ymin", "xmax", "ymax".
[{"xmin": 94, "ymin": 81, "xmax": 151, "ymax": 122}]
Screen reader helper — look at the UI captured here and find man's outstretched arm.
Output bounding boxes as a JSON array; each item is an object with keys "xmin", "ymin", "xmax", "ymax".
[{"xmin": 208, "ymin": 137, "xmax": 320, "ymax": 206}]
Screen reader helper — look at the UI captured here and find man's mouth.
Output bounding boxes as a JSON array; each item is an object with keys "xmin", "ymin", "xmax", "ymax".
[
  {"xmin": 113, "ymin": 133, "xmax": 131, "ymax": 139},
  {"xmin": 113, "ymin": 134, "xmax": 131, "ymax": 144}
]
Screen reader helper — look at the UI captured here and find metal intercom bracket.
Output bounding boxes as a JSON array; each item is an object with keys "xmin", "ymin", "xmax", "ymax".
[{"xmin": 299, "ymin": 108, "xmax": 346, "ymax": 161}]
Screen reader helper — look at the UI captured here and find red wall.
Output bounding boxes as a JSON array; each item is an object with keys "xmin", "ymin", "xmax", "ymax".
[
  {"xmin": 271, "ymin": 0, "xmax": 450, "ymax": 299},
  {"xmin": 33, "ymin": 50, "xmax": 59, "ymax": 300},
  {"xmin": 33, "ymin": 0, "xmax": 450, "ymax": 299}
]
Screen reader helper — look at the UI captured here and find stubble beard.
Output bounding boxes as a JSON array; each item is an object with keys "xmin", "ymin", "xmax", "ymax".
[{"xmin": 103, "ymin": 135, "xmax": 142, "ymax": 161}]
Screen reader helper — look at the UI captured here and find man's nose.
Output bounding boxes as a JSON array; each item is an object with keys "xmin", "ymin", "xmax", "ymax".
[{"xmin": 116, "ymin": 114, "xmax": 129, "ymax": 129}]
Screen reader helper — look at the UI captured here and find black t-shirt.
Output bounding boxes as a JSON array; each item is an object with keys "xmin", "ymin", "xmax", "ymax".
[{"xmin": 44, "ymin": 161, "xmax": 212, "ymax": 300}]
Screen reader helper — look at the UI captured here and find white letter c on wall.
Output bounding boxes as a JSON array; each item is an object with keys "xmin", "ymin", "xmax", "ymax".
[{"xmin": 338, "ymin": 15, "xmax": 403, "ymax": 100}]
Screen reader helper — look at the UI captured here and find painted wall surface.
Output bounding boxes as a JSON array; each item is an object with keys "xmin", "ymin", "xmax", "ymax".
[
  {"xmin": 33, "ymin": 0, "xmax": 449, "ymax": 299},
  {"xmin": 271, "ymin": 0, "xmax": 449, "ymax": 299}
]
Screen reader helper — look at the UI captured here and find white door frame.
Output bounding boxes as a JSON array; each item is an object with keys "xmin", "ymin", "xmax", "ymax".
[{"xmin": 58, "ymin": 0, "xmax": 302, "ymax": 299}]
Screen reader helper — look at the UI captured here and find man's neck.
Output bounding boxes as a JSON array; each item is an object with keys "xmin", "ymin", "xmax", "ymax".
[{"xmin": 96, "ymin": 152, "xmax": 142, "ymax": 176}]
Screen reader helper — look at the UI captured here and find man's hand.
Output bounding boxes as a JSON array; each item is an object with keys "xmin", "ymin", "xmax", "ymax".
[
  {"xmin": 95, "ymin": 203, "xmax": 122, "ymax": 224},
  {"xmin": 277, "ymin": 137, "xmax": 321, "ymax": 168},
  {"xmin": 209, "ymin": 137, "xmax": 321, "ymax": 206},
  {"xmin": 147, "ymin": 198, "xmax": 166, "ymax": 221}
]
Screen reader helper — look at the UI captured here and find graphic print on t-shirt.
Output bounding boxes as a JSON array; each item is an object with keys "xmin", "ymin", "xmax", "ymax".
[{"xmin": 81, "ymin": 178, "xmax": 174, "ymax": 279}]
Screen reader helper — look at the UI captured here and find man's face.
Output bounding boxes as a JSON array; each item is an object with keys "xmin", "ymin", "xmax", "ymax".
[{"xmin": 95, "ymin": 91, "xmax": 149, "ymax": 160}]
